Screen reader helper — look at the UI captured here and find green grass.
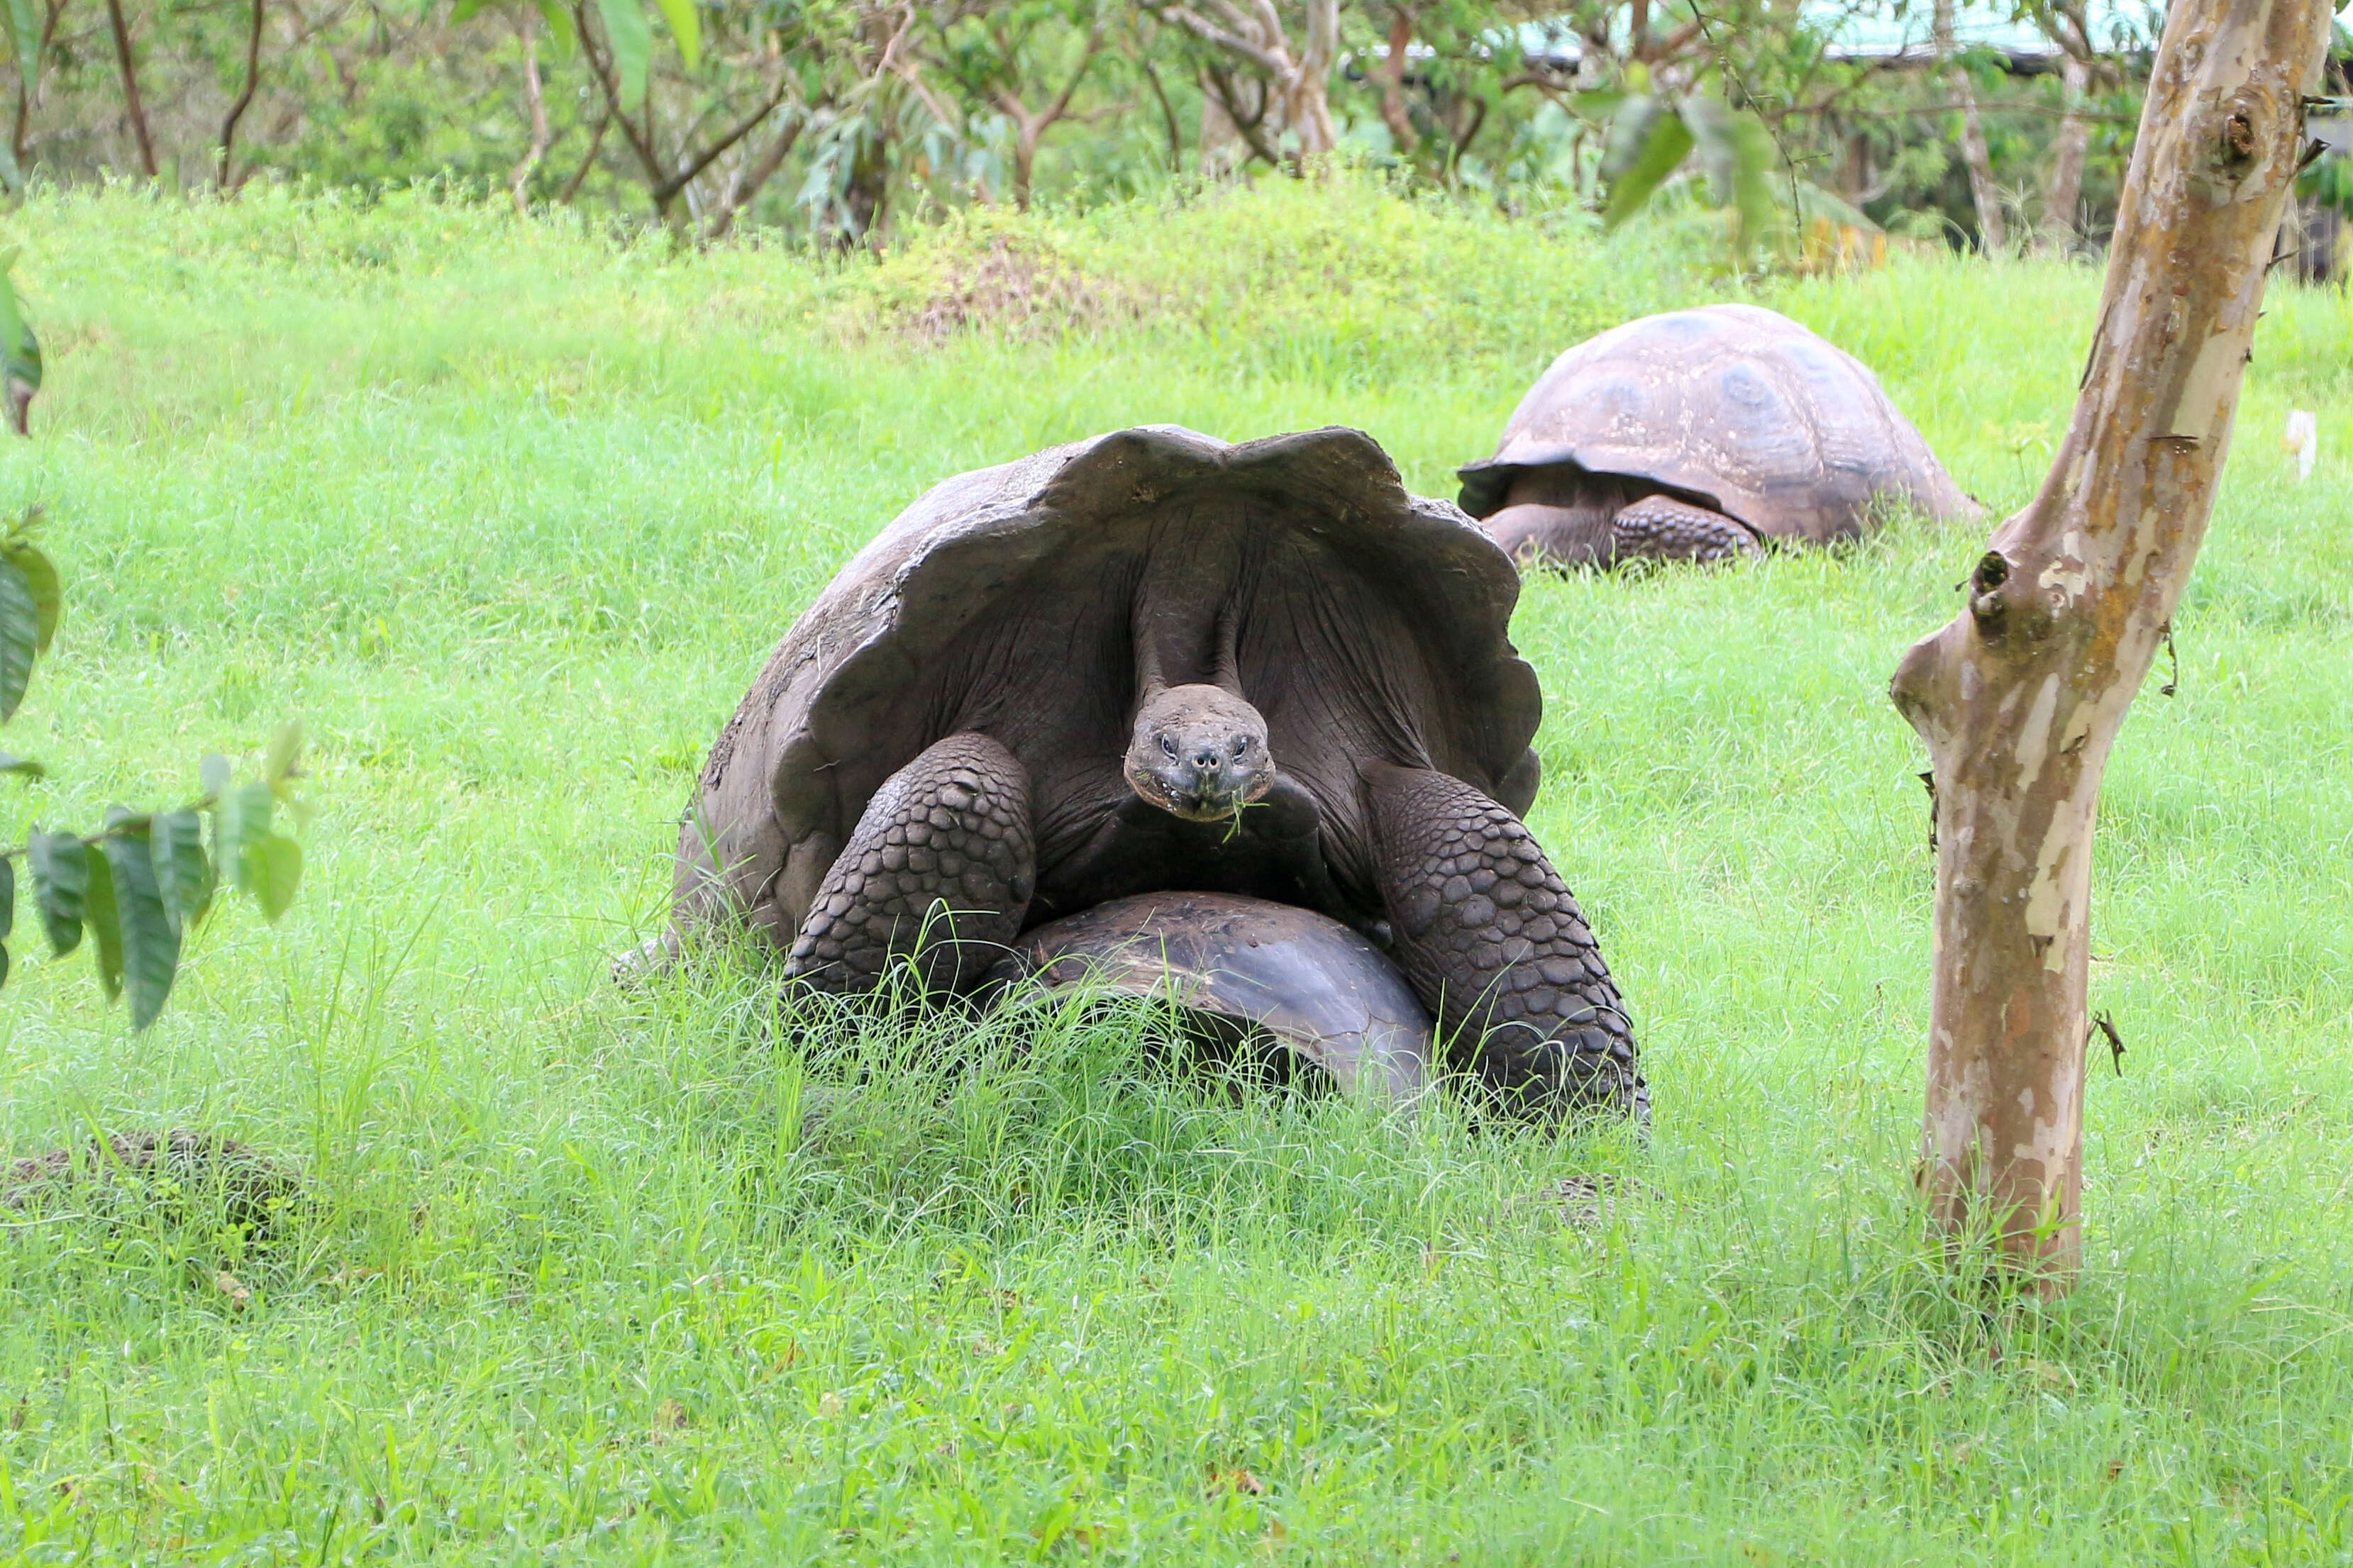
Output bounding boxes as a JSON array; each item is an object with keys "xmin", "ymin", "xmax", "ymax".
[{"xmin": 0, "ymin": 174, "xmax": 2349, "ymax": 1564}]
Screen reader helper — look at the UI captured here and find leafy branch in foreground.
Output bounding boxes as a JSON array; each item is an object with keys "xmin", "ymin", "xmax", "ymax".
[
  {"xmin": 0, "ymin": 505, "xmax": 308, "ymax": 1027},
  {"xmin": 0, "ymin": 251, "xmax": 41, "ymax": 437},
  {"xmin": 1576, "ymin": 65, "xmax": 1778, "ymax": 257}
]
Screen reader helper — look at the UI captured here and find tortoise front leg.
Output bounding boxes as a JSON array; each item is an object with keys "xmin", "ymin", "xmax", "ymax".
[
  {"xmin": 788, "ymin": 733, "xmax": 1036, "ymax": 998},
  {"xmin": 1360, "ymin": 761, "xmax": 1645, "ymax": 1119},
  {"xmin": 1609, "ymin": 496, "xmax": 1762, "ymax": 563}
]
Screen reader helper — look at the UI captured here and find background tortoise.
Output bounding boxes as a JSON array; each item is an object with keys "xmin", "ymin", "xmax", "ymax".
[
  {"xmin": 670, "ymin": 425, "xmax": 1643, "ymax": 1115},
  {"xmin": 1457, "ymin": 304, "xmax": 1976, "ymax": 568}
]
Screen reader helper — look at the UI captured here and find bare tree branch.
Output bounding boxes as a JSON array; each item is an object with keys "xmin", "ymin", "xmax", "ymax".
[
  {"xmin": 101, "ymin": 0, "xmax": 155, "ymax": 178},
  {"xmin": 217, "ymin": 0, "xmax": 265, "ymax": 188}
]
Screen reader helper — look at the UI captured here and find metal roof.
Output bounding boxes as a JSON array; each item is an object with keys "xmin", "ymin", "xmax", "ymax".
[{"xmin": 1514, "ymin": 2, "xmax": 2350, "ymax": 67}]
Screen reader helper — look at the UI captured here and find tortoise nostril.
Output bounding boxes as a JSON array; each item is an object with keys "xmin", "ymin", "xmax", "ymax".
[{"xmin": 1192, "ymin": 750, "xmax": 1218, "ymax": 770}]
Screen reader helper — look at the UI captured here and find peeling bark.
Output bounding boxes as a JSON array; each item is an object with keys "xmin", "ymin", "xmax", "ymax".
[{"xmin": 1890, "ymin": 0, "xmax": 2330, "ymax": 1288}]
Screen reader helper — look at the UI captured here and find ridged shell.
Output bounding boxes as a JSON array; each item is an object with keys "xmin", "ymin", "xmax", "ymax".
[
  {"xmin": 674, "ymin": 426, "xmax": 1541, "ymax": 950},
  {"xmin": 1458, "ymin": 304, "xmax": 1975, "ymax": 542}
]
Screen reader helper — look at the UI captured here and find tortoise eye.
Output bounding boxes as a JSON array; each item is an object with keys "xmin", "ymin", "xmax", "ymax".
[
  {"xmin": 1229, "ymin": 738, "xmax": 1249, "ymax": 758},
  {"xmin": 1158, "ymin": 735, "xmax": 1178, "ymax": 759}
]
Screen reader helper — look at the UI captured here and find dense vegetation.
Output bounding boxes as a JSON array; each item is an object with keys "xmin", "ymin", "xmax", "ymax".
[
  {"xmin": 0, "ymin": 0, "xmax": 2243, "ymax": 254},
  {"xmin": 0, "ymin": 177, "xmax": 2348, "ymax": 1561}
]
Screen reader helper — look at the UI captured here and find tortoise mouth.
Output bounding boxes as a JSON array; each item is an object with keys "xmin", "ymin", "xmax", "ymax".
[{"xmin": 1126, "ymin": 762, "xmax": 1274, "ymax": 823}]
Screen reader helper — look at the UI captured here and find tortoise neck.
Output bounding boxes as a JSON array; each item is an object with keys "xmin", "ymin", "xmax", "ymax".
[{"xmin": 1131, "ymin": 577, "xmax": 1246, "ymax": 716}]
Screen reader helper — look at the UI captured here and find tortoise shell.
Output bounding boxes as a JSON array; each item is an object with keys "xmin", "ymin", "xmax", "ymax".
[
  {"xmin": 1002, "ymin": 891, "xmax": 1433, "ymax": 1106},
  {"xmin": 1457, "ymin": 304, "xmax": 1974, "ymax": 543},
  {"xmin": 674, "ymin": 425, "xmax": 1542, "ymax": 949}
]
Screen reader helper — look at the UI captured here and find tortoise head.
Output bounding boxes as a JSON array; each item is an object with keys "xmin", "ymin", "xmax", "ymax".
[{"xmin": 1125, "ymin": 684, "xmax": 1274, "ymax": 823}]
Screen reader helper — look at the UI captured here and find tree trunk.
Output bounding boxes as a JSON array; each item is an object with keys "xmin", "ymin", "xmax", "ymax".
[
  {"xmin": 704, "ymin": 116, "xmax": 799, "ymax": 240},
  {"xmin": 1139, "ymin": 55, "xmax": 1183, "ymax": 172},
  {"xmin": 1158, "ymin": 0, "xmax": 1338, "ymax": 163},
  {"xmin": 1842, "ymin": 125, "xmax": 1871, "ymax": 204},
  {"xmin": 992, "ymin": 22, "xmax": 1099, "ymax": 211},
  {"xmin": 1889, "ymin": 0, "xmax": 2329, "ymax": 1289},
  {"xmin": 1278, "ymin": 0, "xmax": 1338, "ymax": 155},
  {"xmin": 2042, "ymin": 50, "xmax": 2092, "ymax": 250},
  {"xmin": 559, "ymin": 112, "xmax": 609, "ymax": 204},
  {"xmin": 1934, "ymin": 0, "xmax": 2007, "ymax": 251},
  {"xmin": 102, "ymin": 0, "xmax": 155, "ymax": 179},
  {"xmin": 509, "ymin": 7, "xmax": 550, "ymax": 213},
  {"xmin": 1197, "ymin": 68, "xmax": 1254, "ymax": 171},
  {"xmin": 216, "ymin": 0, "xmax": 263, "ymax": 188},
  {"xmin": 14, "ymin": 0, "xmax": 67, "ymax": 172},
  {"xmin": 1379, "ymin": 7, "xmax": 1417, "ymax": 154},
  {"xmin": 841, "ymin": 120, "xmax": 887, "ymax": 248}
]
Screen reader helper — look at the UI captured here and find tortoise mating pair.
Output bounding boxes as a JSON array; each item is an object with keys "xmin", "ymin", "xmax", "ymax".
[{"xmin": 666, "ymin": 425, "xmax": 1643, "ymax": 1117}]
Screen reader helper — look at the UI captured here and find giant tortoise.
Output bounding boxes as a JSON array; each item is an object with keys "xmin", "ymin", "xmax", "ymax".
[
  {"xmin": 668, "ymin": 425, "xmax": 1643, "ymax": 1116},
  {"xmin": 1458, "ymin": 304, "xmax": 1975, "ymax": 569},
  {"xmin": 1000, "ymin": 891, "xmax": 1434, "ymax": 1108}
]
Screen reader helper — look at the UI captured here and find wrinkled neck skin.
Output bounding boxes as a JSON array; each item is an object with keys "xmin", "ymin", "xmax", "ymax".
[
  {"xmin": 1123, "ymin": 579, "xmax": 1275, "ymax": 822},
  {"xmin": 1485, "ymin": 465, "xmax": 1643, "ymax": 568}
]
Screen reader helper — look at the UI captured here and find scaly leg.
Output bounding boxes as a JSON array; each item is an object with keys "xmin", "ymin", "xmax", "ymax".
[
  {"xmin": 788, "ymin": 733, "xmax": 1035, "ymax": 998},
  {"xmin": 1361, "ymin": 762, "xmax": 1645, "ymax": 1118},
  {"xmin": 1610, "ymin": 496, "xmax": 1762, "ymax": 564}
]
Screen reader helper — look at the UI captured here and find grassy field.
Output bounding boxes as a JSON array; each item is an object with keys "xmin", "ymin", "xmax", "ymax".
[{"xmin": 0, "ymin": 177, "xmax": 2349, "ymax": 1564}]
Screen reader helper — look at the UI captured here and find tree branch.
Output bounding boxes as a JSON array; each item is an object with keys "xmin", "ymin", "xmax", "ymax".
[
  {"xmin": 652, "ymin": 83, "xmax": 787, "ymax": 204},
  {"xmin": 216, "ymin": 0, "xmax": 265, "ymax": 188}
]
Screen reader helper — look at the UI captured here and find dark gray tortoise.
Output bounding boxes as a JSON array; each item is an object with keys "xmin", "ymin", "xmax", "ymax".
[
  {"xmin": 667, "ymin": 425, "xmax": 1643, "ymax": 1116},
  {"xmin": 1458, "ymin": 304, "xmax": 1976, "ymax": 569},
  {"xmin": 1001, "ymin": 891, "xmax": 1434, "ymax": 1109}
]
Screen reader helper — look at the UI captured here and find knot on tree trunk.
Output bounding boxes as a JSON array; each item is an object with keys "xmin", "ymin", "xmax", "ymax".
[
  {"xmin": 1968, "ymin": 549, "xmax": 2012, "ymax": 626},
  {"xmin": 2192, "ymin": 84, "xmax": 2294, "ymax": 203}
]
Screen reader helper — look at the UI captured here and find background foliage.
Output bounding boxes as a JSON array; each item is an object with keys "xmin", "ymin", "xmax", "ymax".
[{"xmin": 3, "ymin": 0, "xmax": 2326, "ymax": 257}]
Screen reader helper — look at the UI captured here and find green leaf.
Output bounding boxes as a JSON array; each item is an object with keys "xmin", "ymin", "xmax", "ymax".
[
  {"xmin": 216, "ymin": 780, "xmax": 273, "ymax": 886},
  {"xmin": 1568, "ymin": 88, "xmax": 1627, "ymax": 124},
  {"xmin": 0, "ymin": 751, "xmax": 43, "ymax": 778},
  {"xmin": 450, "ymin": 0, "xmax": 487, "ymax": 21},
  {"xmin": 28, "ymin": 828, "xmax": 83, "ymax": 956},
  {"xmin": 264, "ymin": 718, "xmax": 304, "ymax": 789},
  {"xmin": 82, "ymin": 841, "xmax": 121, "ymax": 1002},
  {"xmin": 200, "ymin": 752, "xmax": 232, "ymax": 799},
  {"xmin": 0, "ymin": 264, "xmax": 38, "ymax": 428},
  {"xmin": 1, "ymin": 0, "xmax": 39, "ymax": 103},
  {"xmin": 150, "ymin": 809, "xmax": 211, "ymax": 934},
  {"xmin": 1598, "ymin": 91, "xmax": 1665, "ymax": 185},
  {"xmin": 1603, "ymin": 106, "xmax": 1695, "ymax": 230},
  {"xmin": 0, "ymin": 558, "xmax": 35, "ymax": 721},
  {"xmin": 1685, "ymin": 94, "xmax": 1778, "ymax": 255},
  {"xmin": 0, "ymin": 939, "xmax": 9, "ymax": 992},
  {"xmin": 243, "ymin": 833, "xmax": 301, "ymax": 923},
  {"xmin": 0, "ymin": 854, "xmax": 12, "ymax": 941},
  {"xmin": 533, "ymin": 0, "xmax": 577, "ymax": 57},
  {"xmin": 103, "ymin": 826, "xmax": 181, "ymax": 1029},
  {"xmin": 597, "ymin": 0, "xmax": 653, "ymax": 111},
  {"xmin": 649, "ymin": 0, "xmax": 698, "ymax": 69},
  {"xmin": 1, "ymin": 539, "xmax": 58, "ymax": 653}
]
